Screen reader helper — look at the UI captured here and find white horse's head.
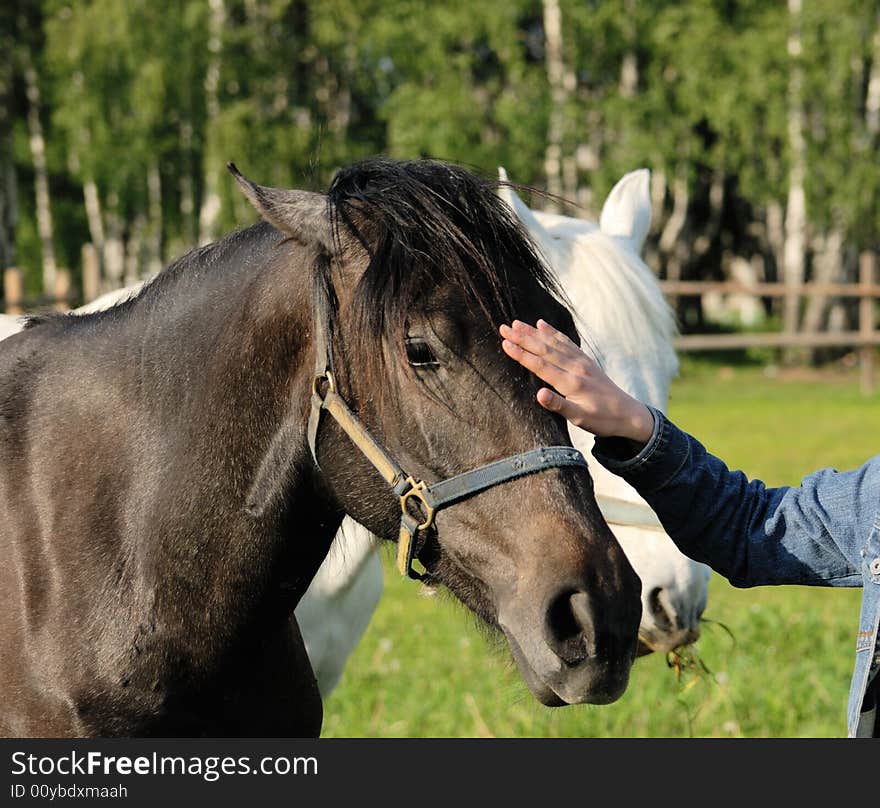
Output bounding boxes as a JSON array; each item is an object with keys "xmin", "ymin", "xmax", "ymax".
[
  {"xmin": 498, "ymin": 168, "xmax": 711, "ymax": 655},
  {"xmin": 0, "ymin": 315, "xmax": 26, "ymax": 342}
]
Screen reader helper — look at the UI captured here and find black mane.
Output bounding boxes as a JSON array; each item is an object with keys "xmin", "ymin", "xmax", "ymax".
[{"xmin": 327, "ymin": 158, "xmax": 563, "ymax": 366}]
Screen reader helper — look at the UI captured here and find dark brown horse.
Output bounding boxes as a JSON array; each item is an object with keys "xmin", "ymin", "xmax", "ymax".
[{"xmin": 0, "ymin": 158, "xmax": 641, "ymax": 737}]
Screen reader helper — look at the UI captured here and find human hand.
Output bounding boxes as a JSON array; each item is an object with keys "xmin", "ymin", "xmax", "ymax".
[{"xmin": 499, "ymin": 319, "xmax": 655, "ymax": 445}]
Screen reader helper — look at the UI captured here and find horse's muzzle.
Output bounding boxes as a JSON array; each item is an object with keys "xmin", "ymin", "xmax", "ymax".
[{"xmin": 498, "ymin": 585, "xmax": 641, "ymax": 706}]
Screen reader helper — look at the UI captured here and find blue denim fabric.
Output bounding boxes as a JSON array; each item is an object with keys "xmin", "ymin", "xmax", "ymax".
[{"xmin": 593, "ymin": 407, "xmax": 880, "ymax": 738}]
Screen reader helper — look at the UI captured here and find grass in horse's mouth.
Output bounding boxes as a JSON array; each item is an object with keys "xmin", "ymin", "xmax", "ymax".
[{"xmin": 666, "ymin": 617, "xmax": 737, "ymax": 690}]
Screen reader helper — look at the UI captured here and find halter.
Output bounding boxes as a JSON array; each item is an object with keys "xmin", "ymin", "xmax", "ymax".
[
  {"xmin": 595, "ymin": 496, "xmax": 665, "ymax": 532},
  {"xmin": 305, "ymin": 280, "xmax": 590, "ymax": 580}
]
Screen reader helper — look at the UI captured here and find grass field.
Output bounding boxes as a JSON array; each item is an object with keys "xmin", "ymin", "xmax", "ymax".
[{"xmin": 320, "ymin": 359, "xmax": 879, "ymax": 737}]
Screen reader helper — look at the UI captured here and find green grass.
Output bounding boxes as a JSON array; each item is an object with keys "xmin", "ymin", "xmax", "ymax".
[{"xmin": 321, "ymin": 362, "xmax": 879, "ymax": 737}]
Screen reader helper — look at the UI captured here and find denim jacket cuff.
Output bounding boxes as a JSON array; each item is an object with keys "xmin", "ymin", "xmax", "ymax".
[{"xmin": 591, "ymin": 407, "xmax": 691, "ymax": 494}]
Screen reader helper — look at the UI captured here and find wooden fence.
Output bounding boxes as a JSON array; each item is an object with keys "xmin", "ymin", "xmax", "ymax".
[
  {"xmin": 2, "ymin": 247, "xmax": 100, "ymax": 315},
  {"xmin": 2, "ymin": 266, "xmax": 77, "ymax": 315},
  {"xmin": 659, "ymin": 253, "xmax": 879, "ymax": 394},
  {"xmin": 2, "ymin": 251, "xmax": 878, "ymax": 392}
]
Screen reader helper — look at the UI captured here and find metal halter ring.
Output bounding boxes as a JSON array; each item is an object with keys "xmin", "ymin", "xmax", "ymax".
[
  {"xmin": 311, "ymin": 370, "xmax": 336, "ymax": 400},
  {"xmin": 399, "ymin": 477, "xmax": 436, "ymax": 531}
]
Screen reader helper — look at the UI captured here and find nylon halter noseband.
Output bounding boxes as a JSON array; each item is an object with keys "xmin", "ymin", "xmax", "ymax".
[{"xmin": 305, "ymin": 278, "xmax": 591, "ymax": 580}]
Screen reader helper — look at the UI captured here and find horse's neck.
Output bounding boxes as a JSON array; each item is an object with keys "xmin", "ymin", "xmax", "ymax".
[{"xmin": 114, "ymin": 228, "xmax": 340, "ymax": 629}]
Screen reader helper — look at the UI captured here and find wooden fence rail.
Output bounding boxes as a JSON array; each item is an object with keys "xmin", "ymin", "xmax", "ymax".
[
  {"xmin": 659, "ymin": 281, "xmax": 880, "ymax": 298},
  {"xmin": 659, "ymin": 252, "xmax": 878, "ymax": 393}
]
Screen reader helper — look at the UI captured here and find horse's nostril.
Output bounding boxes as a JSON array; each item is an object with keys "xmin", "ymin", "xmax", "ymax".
[
  {"xmin": 545, "ymin": 590, "xmax": 597, "ymax": 665},
  {"xmin": 648, "ymin": 586, "xmax": 674, "ymax": 632}
]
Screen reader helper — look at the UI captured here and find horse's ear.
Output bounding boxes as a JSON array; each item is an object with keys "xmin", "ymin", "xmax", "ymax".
[
  {"xmin": 227, "ymin": 162, "xmax": 336, "ymax": 254},
  {"xmin": 599, "ymin": 169, "xmax": 651, "ymax": 254},
  {"xmin": 496, "ymin": 167, "xmax": 553, "ymax": 245}
]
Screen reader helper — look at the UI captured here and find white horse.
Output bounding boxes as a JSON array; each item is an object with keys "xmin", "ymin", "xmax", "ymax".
[
  {"xmin": 0, "ymin": 171, "xmax": 710, "ymax": 696},
  {"xmin": 497, "ymin": 168, "xmax": 711, "ymax": 656},
  {"xmin": 0, "ymin": 316, "xmax": 26, "ymax": 341}
]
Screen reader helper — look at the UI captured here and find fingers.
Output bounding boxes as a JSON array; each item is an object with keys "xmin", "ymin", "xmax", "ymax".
[
  {"xmin": 500, "ymin": 337, "xmax": 572, "ymax": 392},
  {"xmin": 499, "ymin": 320, "xmax": 576, "ymax": 368},
  {"xmin": 499, "ymin": 318, "xmax": 637, "ymax": 438},
  {"xmin": 536, "ymin": 318, "xmax": 578, "ymax": 349},
  {"xmin": 500, "ymin": 319, "xmax": 598, "ymax": 388},
  {"xmin": 536, "ymin": 387, "xmax": 585, "ymax": 427},
  {"xmin": 501, "ymin": 319, "xmax": 593, "ymax": 369}
]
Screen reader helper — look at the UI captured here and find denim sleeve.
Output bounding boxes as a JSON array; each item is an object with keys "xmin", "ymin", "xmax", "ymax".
[{"xmin": 592, "ymin": 407, "xmax": 875, "ymax": 588}]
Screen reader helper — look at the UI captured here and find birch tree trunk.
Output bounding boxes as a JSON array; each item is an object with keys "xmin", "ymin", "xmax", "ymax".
[
  {"xmin": 693, "ymin": 169, "xmax": 724, "ymax": 260},
  {"xmin": 658, "ymin": 166, "xmax": 690, "ymax": 319},
  {"xmin": 67, "ymin": 129, "xmax": 106, "ymax": 284},
  {"xmin": 198, "ymin": 0, "xmax": 226, "ymax": 246},
  {"xmin": 865, "ymin": 10, "xmax": 880, "ymax": 138},
  {"xmin": 542, "ymin": 0, "xmax": 567, "ymax": 211},
  {"xmin": 574, "ymin": 104, "xmax": 601, "ymax": 213},
  {"xmin": 83, "ymin": 177, "xmax": 105, "ymax": 267},
  {"xmin": 613, "ymin": 5, "xmax": 638, "ymax": 209},
  {"xmin": 0, "ymin": 49, "xmax": 15, "ymax": 271},
  {"xmin": 179, "ymin": 120, "xmax": 196, "ymax": 251},
  {"xmin": 103, "ymin": 191, "xmax": 125, "ymax": 292},
  {"xmin": 801, "ymin": 226, "xmax": 844, "ymax": 337},
  {"xmin": 23, "ymin": 56, "xmax": 57, "ymax": 293},
  {"xmin": 146, "ymin": 160, "xmax": 163, "ymax": 277},
  {"xmin": 67, "ymin": 146, "xmax": 105, "ymax": 302},
  {"xmin": 658, "ymin": 167, "xmax": 689, "ymax": 277},
  {"xmin": 619, "ymin": 0, "xmax": 638, "ymax": 99},
  {"xmin": 783, "ymin": 0, "xmax": 807, "ymax": 351},
  {"xmin": 642, "ymin": 165, "xmax": 667, "ymax": 270}
]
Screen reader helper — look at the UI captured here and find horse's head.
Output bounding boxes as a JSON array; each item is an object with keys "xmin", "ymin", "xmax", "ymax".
[
  {"xmin": 497, "ymin": 168, "xmax": 712, "ymax": 655},
  {"xmin": 232, "ymin": 158, "xmax": 641, "ymax": 706}
]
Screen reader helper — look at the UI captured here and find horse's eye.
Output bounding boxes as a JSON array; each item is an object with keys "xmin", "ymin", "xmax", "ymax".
[{"xmin": 405, "ymin": 337, "xmax": 439, "ymax": 367}]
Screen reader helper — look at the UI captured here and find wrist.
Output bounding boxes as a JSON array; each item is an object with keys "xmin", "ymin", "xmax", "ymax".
[
  {"xmin": 621, "ymin": 400, "xmax": 655, "ymax": 445},
  {"xmin": 592, "ymin": 403, "xmax": 660, "ymax": 468}
]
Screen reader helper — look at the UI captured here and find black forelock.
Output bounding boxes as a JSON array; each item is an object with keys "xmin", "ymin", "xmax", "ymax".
[{"xmin": 325, "ymin": 158, "xmax": 563, "ymax": 368}]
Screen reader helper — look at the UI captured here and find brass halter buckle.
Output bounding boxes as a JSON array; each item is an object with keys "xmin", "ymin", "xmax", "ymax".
[
  {"xmin": 397, "ymin": 476, "xmax": 435, "ymax": 578},
  {"xmin": 399, "ymin": 476, "xmax": 436, "ymax": 530}
]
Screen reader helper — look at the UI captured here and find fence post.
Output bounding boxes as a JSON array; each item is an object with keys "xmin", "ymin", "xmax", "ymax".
[
  {"xmin": 82, "ymin": 243, "xmax": 100, "ymax": 304},
  {"xmin": 53, "ymin": 268, "xmax": 71, "ymax": 312},
  {"xmin": 3, "ymin": 267, "xmax": 24, "ymax": 315},
  {"xmin": 859, "ymin": 251, "xmax": 876, "ymax": 396}
]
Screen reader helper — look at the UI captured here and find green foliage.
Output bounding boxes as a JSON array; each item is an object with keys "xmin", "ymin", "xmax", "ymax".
[{"xmin": 5, "ymin": 1, "xmax": 880, "ymax": 303}]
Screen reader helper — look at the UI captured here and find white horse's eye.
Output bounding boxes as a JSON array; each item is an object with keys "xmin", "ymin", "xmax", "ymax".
[{"xmin": 405, "ymin": 337, "xmax": 440, "ymax": 367}]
